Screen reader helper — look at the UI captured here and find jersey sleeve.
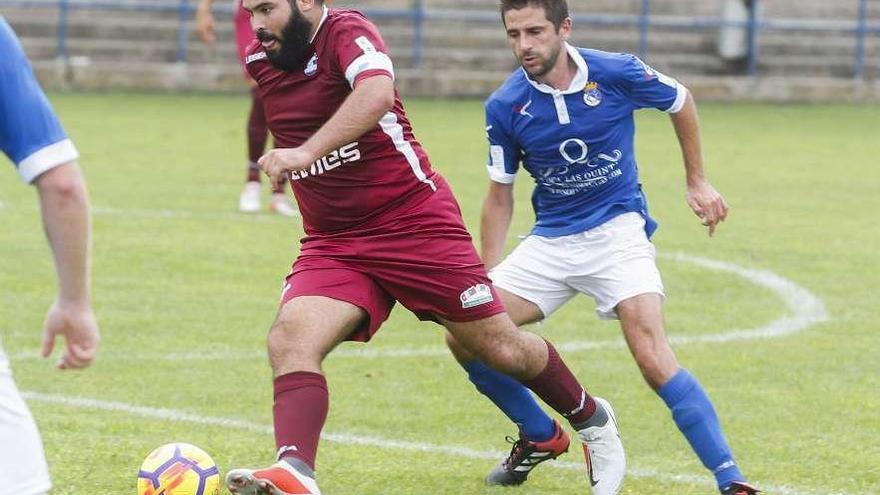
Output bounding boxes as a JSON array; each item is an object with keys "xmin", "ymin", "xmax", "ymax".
[
  {"xmin": 620, "ymin": 54, "xmax": 688, "ymax": 114},
  {"xmin": 484, "ymin": 100, "xmax": 520, "ymax": 184},
  {"xmin": 331, "ymin": 15, "xmax": 395, "ymax": 88},
  {"xmin": 0, "ymin": 18, "xmax": 78, "ymax": 184}
]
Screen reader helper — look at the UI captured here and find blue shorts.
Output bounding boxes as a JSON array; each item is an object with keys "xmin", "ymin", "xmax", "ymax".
[{"xmin": 0, "ymin": 16, "xmax": 78, "ymax": 183}]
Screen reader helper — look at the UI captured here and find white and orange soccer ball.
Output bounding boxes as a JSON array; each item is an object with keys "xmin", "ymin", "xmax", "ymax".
[{"xmin": 137, "ymin": 443, "xmax": 220, "ymax": 495}]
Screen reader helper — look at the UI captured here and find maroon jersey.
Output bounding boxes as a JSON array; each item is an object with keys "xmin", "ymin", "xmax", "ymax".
[{"xmin": 245, "ymin": 8, "xmax": 439, "ymax": 236}]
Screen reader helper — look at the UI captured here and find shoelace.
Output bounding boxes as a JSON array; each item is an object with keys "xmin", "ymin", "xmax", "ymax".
[{"xmin": 502, "ymin": 435, "xmax": 531, "ymax": 471}]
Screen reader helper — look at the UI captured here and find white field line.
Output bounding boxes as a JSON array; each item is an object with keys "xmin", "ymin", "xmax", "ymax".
[
  {"xmin": 1, "ymin": 203, "xmax": 294, "ymax": 224},
  {"xmin": 92, "ymin": 205, "xmax": 295, "ymax": 223},
  {"xmin": 7, "ymin": 252, "xmax": 830, "ymax": 362},
  {"xmin": 21, "ymin": 391, "xmax": 861, "ymax": 495}
]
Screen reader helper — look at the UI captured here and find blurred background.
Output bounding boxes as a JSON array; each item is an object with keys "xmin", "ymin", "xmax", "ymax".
[{"xmin": 2, "ymin": 0, "xmax": 878, "ymax": 101}]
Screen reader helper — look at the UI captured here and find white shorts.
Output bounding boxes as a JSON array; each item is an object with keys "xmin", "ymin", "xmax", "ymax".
[
  {"xmin": 490, "ymin": 212, "xmax": 665, "ymax": 320},
  {"xmin": 0, "ymin": 351, "xmax": 51, "ymax": 495}
]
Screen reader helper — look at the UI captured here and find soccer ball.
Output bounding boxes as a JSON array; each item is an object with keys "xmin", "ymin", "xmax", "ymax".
[{"xmin": 137, "ymin": 443, "xmax": 220, "ymax": 495}]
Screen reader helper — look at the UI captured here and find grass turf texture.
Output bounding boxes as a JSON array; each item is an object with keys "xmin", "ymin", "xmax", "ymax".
[{"xmin": 1, "ymin": 93, "xmax": 878, "ymax": 494}]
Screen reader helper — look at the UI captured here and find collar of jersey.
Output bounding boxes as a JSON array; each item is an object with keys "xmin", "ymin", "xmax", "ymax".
[
  {"xmin": 310, "ymin": 5, "xmax": 329, "ymax": 43},
  {"xmin": 522, "ymin": 43, "xmax": 589, "ymax": 95}
]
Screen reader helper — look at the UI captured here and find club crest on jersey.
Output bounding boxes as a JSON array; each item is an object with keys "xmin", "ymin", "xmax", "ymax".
[
  {"xmin": 304, "ymin": 54, "xmax": 319, "ymax": 76},
  {"xmin": 460, "ymin": 284, "xmax": 494, "ymax": 309},
  {"xmin": 583, "ymin": 82, "xmax": 602, "ymax": 107}
]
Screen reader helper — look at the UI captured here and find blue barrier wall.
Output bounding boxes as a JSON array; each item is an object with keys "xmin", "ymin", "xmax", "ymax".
[{"xmin": 1, "ymin": 0, "xmax": 877, "ymax": 78}]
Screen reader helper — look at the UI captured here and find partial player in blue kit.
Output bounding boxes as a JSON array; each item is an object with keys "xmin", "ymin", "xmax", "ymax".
[
  {"xmin": 1, "ymin": 15, "xmax": 100, "ymax": 495},
  {"xmin": 444, "ymin": 1, "xmax": 759, "ymax": 494}
]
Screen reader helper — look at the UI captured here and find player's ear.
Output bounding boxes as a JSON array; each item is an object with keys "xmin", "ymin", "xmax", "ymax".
[
  {"xmin": 295, "ymin": 0, "xmax": 318, "ymax": 14},
  {"xmin": 558, "ymin": 17, "xmax": 572, "ymax": 40}
]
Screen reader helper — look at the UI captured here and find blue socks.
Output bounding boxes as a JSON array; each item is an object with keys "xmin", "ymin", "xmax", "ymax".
[
  {"xmin": 462, "ymin": 360, "xmax": 556, "ymax": 442},
  {"xmin": 659, "ymin": 369, "xmax": 744, "ymax": 490},
  {"xmin": 462, "ymin": 362, "xmax": 745, "ymax": 488}
]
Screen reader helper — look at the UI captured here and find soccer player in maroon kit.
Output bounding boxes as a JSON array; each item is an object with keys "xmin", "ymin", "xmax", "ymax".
[
  {"xmin": 224, "ymin": 1, "xmax": 625, "ymax": 494},
  {"xmin": 196, "ymin": 0, "xmax": 298, "ymax": 216}
]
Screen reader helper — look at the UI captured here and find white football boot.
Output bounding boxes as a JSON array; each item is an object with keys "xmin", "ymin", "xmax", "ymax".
[
  {"xmin": 577, "ymin": 397, "xmax": 626, "ymax": 494},
  {"xmin": 269, "ymin": 193, "xmax": 299, "ymax": 217},
  {"xmin": 239, "ymin": 181, "xmax": 261, "ymax": 213}
]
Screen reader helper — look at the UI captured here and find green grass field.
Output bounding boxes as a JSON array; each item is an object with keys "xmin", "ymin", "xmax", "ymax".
[{"xmin": 1, "ymin": 93, "xmax": 878, "ymax": 494}]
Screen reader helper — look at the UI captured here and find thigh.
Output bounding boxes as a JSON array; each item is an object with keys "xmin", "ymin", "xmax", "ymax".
[
  {"xmin": 497, "ymin": 287, "xmax": 544, "ymax": 326},
  {"xmin": 272, "ymin": 296, "xmax": 367, "ymax": 366},
  {"xmin": 283, "ymin": 260, "xmax": 395, "ymax": 343},
  {"xmin": 490, "ymin": 235, "xmax": 577, "ymax": 319},
  {"xmin": 0, "ymin": 368, "xmax": 51, "ymax": 495},
  {"xmin": 359, "ymin": 223, "xmax": 507, "ymax": 325},
  {"xmin": 440, "ymin": 313, "xmax": 545, "ymax": 380},
  {"xmin": 566, "ymin": 213, "xmax": 665, "ymax": 320},
  {"xmin": 443, "ymin": 288, "xmax": 541, "ymax": 364},
  {"xmin": 617, "ymin": 293, "xmax": 679, "ymax": 388},
  {"xmin": 617, "ymin": 293, "xmax": 667, "ymax": 343}
]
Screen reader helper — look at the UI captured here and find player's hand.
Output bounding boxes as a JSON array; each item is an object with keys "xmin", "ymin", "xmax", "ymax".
[
  {"xmin": 686, "ymin": 179, "xmax": 729, "ymax": 236},
  {"xmin": 259, "ymin": 148, "xmax": 314, "ymax": 190},
  {"xmin": 195, "ymin": 2, "xmax": 216, "ymax": 46},
  {"xmin": 41, "ymin": 300, "xmax": 101, "ymax": 370}
]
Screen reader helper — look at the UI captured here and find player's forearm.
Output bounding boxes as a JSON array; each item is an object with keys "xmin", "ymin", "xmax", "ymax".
[
  {"xmin": 36, "ymin": 163, "xmax": 92, "ymax": 307},
  {"xmin": 670, "ymin": 91, "xmax": 707, "ymax": 186},
  {"xmin": 196, "ymin": 0, "xmax": 215, "ymax": 13},
  {"xmin": 480, "ymin": 186, "xmax": 514, "ymax": 270},
  {"xmin": 195, "ymin": 0, "xmax": 217, "ymax": 45},
  {"xmin": 300, "ymin": 75, "xmax": 395, "ymax": 163}
]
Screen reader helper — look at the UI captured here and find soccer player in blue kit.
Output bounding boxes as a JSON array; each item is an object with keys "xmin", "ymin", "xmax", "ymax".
[
  {"xmin": 444, "ymin": 1, "xmax": 759, "ymax": 494},
  {"xmin": 0, "ymin": 15, "xmax": 100, "ymax": 495}
]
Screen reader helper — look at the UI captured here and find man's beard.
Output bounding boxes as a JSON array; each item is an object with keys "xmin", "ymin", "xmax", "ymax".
[
  {"xmin": 257, "ymin": 6, "xmax": 313, "ymax": 72},
  {"xmin": 522, "ymin": 44, "xmax": 562, "ymax": 80}
]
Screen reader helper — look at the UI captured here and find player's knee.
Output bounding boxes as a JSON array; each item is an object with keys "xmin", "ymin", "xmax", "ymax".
[
  {"xmin": 634, "ymin": 352, "xmax": 678, "ymax": 390},
  {"xmin": 267, "ymin": 320, "xmax": 321, "ymax": 372},
  {"xmin": 472, "ymin": 343, "xmax": 530, "ymax": 378}
]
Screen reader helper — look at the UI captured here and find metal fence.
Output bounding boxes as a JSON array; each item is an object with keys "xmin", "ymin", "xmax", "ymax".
[{"xmin": 1, "ymin": 0, "xmax": 878, "ymax": 78}]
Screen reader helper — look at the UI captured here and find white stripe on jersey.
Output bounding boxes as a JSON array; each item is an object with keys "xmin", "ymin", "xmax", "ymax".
[
  {"xmin": 487, "ymin": 145, "xmax": 516, "ymax": 184},
  {"xmin": 378, "ymin": 112, "xmax": 437, "ymax": 192},
  {"xmin": 18, "ymin": 138, "xmax": 79, "ymax": 184},
  {"xmin": 665, "ymin": 84, "xmax": 689, "ymax": 114},
  {"xmin": 344, "ymin": 51, "xmax": 395, "ymax": 88}
]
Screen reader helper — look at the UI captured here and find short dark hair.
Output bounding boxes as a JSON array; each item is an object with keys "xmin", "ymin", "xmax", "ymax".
[{"xmin": 499, "ymin": 0, "xmax": 569, "ymax": 30}]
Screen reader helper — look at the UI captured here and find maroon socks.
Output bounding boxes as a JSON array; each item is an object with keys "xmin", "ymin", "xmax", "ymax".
[
  {"xmin": 523, "ymin": 340, "xmax": 597, "ymax": 425},
  {"xmin": 273, "ymin": 371, "xmax": 328, "ymax": 470}
]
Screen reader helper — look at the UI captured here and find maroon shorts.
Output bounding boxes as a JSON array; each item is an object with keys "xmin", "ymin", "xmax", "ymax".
[{"xmin": 279, "ymin": 180, "xmax": 505, "ymax": 342}]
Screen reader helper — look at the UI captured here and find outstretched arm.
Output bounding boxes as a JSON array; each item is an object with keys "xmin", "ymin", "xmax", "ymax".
[
  {"xmin": 195, "ymin": 0, "xmax": 217, "ymax": 46},
  {"xmin": 35, "ymin": 162, "xmax": 100, "ymax": 370},
  {"xmin": 480, "ymin": 181, "xmax": 515, "ymax": 270},
  {"xmin": 258, "ymin": 74, "xmax": 395, "ymax": 189},
  {"xmin": 670, "ymin": 90, "xmax": 729, "ymax": 236}
]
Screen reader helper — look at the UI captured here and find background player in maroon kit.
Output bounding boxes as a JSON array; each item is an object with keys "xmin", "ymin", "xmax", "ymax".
[
  {"xmin": 196, "ymin": 0, "xmax": 298, "ymax": 216},
  {"xmin": 223, "ymin": 1, "xmax": 625, "ymax": 494}
]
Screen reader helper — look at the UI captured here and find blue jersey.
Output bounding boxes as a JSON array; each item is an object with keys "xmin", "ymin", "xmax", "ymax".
[
  {"xmin": 0, "ymin": 16, "xmax": 78, "ymax": 183},
  {"xmin": 485, "ymin": 44, "xmax": 687, "ymax": 238}
]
